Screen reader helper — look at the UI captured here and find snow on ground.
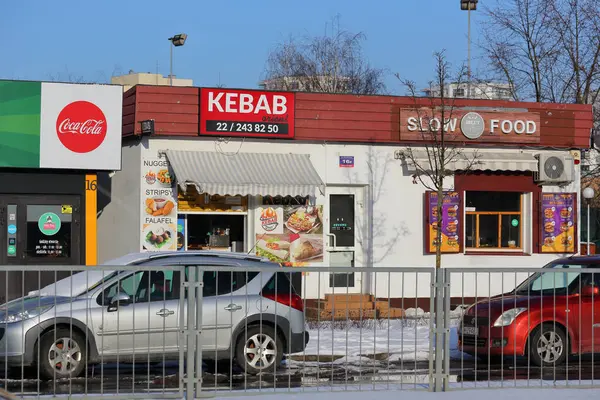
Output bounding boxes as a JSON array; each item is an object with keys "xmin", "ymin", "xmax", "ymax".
[{"xmin": 293, "ymin": 308, "xmax": 469, "ymax": 363}]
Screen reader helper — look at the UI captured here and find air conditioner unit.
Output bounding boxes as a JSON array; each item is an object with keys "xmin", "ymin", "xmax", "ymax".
[{"xmin": 534, "ymin": 153, "xmax": 575, "ymax": 184}]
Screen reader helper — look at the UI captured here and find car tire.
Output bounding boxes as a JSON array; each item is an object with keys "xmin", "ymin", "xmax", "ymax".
[
  {"xmin": 38, "ymin": 329, "xmax": 87, "ymax": 380},
  {"xmin": 529, "ymin": 324, "xmax": 568, "ymax": 367},
  {"xmin": 235, "ymin": 325, "xmax": 283, "ymax": 375}
]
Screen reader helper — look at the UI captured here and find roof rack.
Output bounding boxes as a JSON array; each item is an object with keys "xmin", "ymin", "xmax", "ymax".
[{"xmin": 147, "ymin": 250, "xmax": 269, "ymax": 263}]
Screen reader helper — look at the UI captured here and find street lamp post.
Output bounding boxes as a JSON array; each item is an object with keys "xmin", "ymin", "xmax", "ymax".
[
  {"xmin": 583, "ymin": 187, "xmax": 595, "ymax": 255},
  {"xmin": 460, "ymin": 0, "xmax": 478, "ymax": 98},
  {"xmin": 168, "ymin": 34, "xmax": 188, "ymax": 86}
]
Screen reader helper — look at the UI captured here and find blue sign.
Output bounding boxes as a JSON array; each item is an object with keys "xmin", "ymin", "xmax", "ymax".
[
  {"xmin": 339, "ymin": 156, "xmax": 354, "ymax": 168},
  {"xmin": 7, "ymin": 224, "xmax": 16, "ymax": 235}
]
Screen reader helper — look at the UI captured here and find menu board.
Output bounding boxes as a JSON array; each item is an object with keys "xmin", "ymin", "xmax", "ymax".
[
  {"xmin": 140, "ymin": 156, "xmax": 178, "ymax": 252},
  {"xmin": 427, "ymin": 191, "xmax": 461, "ymax": 253},
  {"xmin": 541, "ymin": 193, "xmax": 576, "ymax": 253},
  {"xmin": 254, "ymin": 205, "xmax": 324, "ymax": 266}
]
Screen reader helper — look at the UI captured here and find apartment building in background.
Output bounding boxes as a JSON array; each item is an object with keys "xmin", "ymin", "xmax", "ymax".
[
  {"xmin": 423, "ymin": 81, "xmax": 513, "ymax": 100},
  {"xmin": 111, "ymin": 70, "xmax": 193, "ymax": 92}
]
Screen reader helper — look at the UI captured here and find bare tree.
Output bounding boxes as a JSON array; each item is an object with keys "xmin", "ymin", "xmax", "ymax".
[
  {"xmin": 264, "ymin": 15, "xmax": 386, "ymax": 94},
  {"xmin": 344, "ymin": 147, "xmax": 410, "ymax": 266},
  {"xmin": 397, "ymin": 51, "xmax": 480, "ymax": 269},
  {"xmin": 481, "ymin": 0, "xmax": 600, "ymax": 105}
]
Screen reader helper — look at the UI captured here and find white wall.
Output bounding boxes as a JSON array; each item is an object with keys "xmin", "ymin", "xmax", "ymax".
[
  {"xmin": 144, "ymin": 137, "xmax": 581, "ymax": 300},
  {"xmin": 97, "ymin": 141, "xmax": 142, "ymax": 263}
]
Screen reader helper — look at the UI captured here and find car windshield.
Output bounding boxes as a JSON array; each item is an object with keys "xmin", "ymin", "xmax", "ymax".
[{"xmin": 514, "ymin": 262, "xmax": 586, "ymax": 296}]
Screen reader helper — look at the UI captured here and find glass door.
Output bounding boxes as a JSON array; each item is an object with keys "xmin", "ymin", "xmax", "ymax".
[
  {"xmin": 0, "ymin": 195, "xmax": 82, "ymax": 302},
  {"xmin": 325, "ymin": 187, "xmax": 364, "ymax": 292}
]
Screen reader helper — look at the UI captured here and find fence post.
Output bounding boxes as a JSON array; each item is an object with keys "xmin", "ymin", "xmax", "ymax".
[
  {"xmin": 185, "ymin": 267, "xmax": 197, "ymax": 400},
  {"xmin": 443, "ymin": 268, "xmax": 451, "ymax": 391},
  {"xmin": 195, "ymin": 266, "xmax": 204, "ymax": 398},
  {"xmin": 432, "ymin": 268, "xmax": 450, "ymax": 392}
]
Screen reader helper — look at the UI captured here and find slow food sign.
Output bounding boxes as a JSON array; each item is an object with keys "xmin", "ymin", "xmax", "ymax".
[
  {"xmin": 400, "ymin": 109, "xmax": 541, "ymax": 144},
  {"xmin": 200, "ymin": 88, "xmax": 295, "ymax": 138}
]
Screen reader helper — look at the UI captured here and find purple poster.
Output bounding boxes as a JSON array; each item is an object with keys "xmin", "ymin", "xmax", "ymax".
[
  {"xmin": 541, "ymin": 193, "xmax": 575, "ymax": 253},
  {"xmin": 428, "ymin": 191, "xmax": 460, "ymax": 253}
]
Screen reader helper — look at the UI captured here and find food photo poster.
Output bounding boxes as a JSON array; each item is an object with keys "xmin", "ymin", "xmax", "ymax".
[
  {"xmin": 541, "ymin": 193, "xmax": 575, "ymax": 253},
  {"xmin": 254, "ymin": 204, "xmax": 324, "ymax": 266},
  {"xmin": 140, "ymin": 156, "xmax": 178, "ymax": 252}
]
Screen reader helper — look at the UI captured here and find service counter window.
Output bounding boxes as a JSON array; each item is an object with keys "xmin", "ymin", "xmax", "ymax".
[{"xmin": 465, "ymin": 191, "xmax": 523, "ymax": 250}]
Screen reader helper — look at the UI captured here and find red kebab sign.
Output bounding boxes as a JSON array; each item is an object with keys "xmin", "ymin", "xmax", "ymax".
[{"xmin": 200, "ymin": 88, "xmax": 295, "ymax": 138}]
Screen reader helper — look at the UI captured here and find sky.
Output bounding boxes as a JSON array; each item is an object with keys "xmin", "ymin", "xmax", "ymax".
[{"xmin": 0, "ymin": 0, "xmax": 489, "ymax": 94}]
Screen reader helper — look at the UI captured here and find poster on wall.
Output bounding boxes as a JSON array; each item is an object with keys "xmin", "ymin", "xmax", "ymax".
[
  {"xmin": 254, "ymin": 205, "xmax": 324, "ymax": 266},
  {"xmin": 177, "ymin": 216, "xmax": 186, "ymax": 251},
  {"xmin": 426, "ymin": 191, "xmax": 461, "ymax": 253},
  {"xmin": 541, "ymin": 193, "xmax": 576, "ymax": 253},
  {"xmin": 140, "ymin": 156, "xmax": 178, "ymax": 252}
]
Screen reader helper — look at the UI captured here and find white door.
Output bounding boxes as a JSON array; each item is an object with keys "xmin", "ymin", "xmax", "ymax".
[{"xmin": 325, "ymin": 186, "xmax": 365, "ymax": 293}]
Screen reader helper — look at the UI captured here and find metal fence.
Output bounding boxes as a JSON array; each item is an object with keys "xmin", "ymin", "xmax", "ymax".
[{"xmin": 0, "ymin": 264, "xmax": 599, "ymax": 399}]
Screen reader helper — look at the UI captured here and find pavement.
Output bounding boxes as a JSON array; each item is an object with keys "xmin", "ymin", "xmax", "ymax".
[{"xmin": 2, "ymin": 356, "xmax": 600, "ymax": 397}]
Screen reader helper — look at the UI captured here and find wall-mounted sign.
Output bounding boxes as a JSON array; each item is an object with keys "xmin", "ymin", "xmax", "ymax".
[
  {"xmin": 400, "ymin": 109, "xmax": 541, "ymax": 144},
  {"xmin": 339, "ymin": 156, "xmax": 354, "ymax": 168},
  {"xmin": 199, "ymin": 88, "xmax": 295, "ymax": 139},
  {"xmin": 541, "ymin": 193, "xmax": 576, "ymax": 253},
  {"xmin": 425, "ymin": 191, "xmax": 461, "ymax": 254},
  {"xmin": 255, "ymin": 206, "xmax": 284, "ymax": 234},
  {"xmin": 0, "ymin": 80, "xmax": 122, "ymax": 170},
  {"xmin": 140, "ymin": 156, "xmax": 178, "ymax": 252}
]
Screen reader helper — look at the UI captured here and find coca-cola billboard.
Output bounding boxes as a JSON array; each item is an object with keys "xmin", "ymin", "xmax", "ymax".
[
  {"xmin": 56, "ymin": 101, "xmax": 108, "ymax": 153},
  {"xmin": 38, "ymin": 82, "xmax": 122, "ymax": 170}
]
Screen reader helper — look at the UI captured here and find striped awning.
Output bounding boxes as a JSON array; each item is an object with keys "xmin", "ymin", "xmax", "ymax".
[
  {"xmin": 403, "ymin": 150, "xmax": 539, "ymax": 172},
  {"xmin": 163, "ymin": 150, "xmax": 324, "ymax": 197}
]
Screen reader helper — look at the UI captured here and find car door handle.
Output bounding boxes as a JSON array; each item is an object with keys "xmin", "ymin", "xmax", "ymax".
[
  {"xmin": 156, "ymin": 309, "xmax": 175, "ymax": 317},
  {"xmin": 224, "ymin": 304, "xmax": 242, "ymax": 312}
]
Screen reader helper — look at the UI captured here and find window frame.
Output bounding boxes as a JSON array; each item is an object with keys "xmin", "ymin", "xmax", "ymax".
[{"xmin": 465, "ymin": 192, "xmax": 524, "ymax": 251}]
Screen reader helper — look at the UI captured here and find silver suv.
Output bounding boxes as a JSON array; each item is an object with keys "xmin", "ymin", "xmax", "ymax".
[{"xmin": 0, "ymin": 251, "xmax": 309, "ymax": 379}]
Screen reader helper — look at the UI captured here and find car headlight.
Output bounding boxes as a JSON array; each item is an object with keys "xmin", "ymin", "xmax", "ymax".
[
  {"xmin": 493, "ymin": 307, "xmax": 527, "ymax": 327},
  {"xmin": 0, "ymin": 305, "xmax": 54, "ymax": 324}
]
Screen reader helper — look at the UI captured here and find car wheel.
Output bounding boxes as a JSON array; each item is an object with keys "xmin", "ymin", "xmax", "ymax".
[
  {"xmin": 235, "ymin": 325, "xmax": 283, "ymax": 374},
  {"xmin": 38, "ymin": 329, "xmax": 87, "ymax": 380},
  {"xmin": 529, "ymin": 324, "xmax": 568, "ymax": 367}
]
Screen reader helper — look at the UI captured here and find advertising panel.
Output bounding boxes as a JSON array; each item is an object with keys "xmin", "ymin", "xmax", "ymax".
[
  {"xmin": 426, "ymin": 191, "xmax": 461, "ymax": 253},
  {"xmin": 254, "ymin": 205, "xmax": 324, "ymax": 266},
  {"xmin": 140, "ymin": 156, "xmax": 178, "ymax": 252},
  {"xmin": 541, "ymin": 193, "xmax": 576, "ymax": 253},
  {"xmin": 200, "ymin": 88, "xmax": 295, "ymax": 139},
  {"xmin": 0, "ymin": 80, "xmax": 122, "ymax": 170}
]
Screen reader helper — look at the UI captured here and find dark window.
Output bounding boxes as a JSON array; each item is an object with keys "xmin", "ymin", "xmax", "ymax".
[
  {"xmin": 97, "ymin": 270, "xmax": 180, "ymax": 305},
  {"xmin": 330, "ymin": 194, "xmax": 355, "ymax": 247},
  {"xmin": 195, "ymin": 269, "xmax": 259, "ymax": 297},
  {"xmin": 26, "ymin": 205, "xmax": 72, "ymax": 258},
  {"xmin": 465, "ymin": 191, "xmax": 523, "ymax": 249},
  {"xmin": 262, "ymin": 272, "xmax": 297, "ymax": 295}
]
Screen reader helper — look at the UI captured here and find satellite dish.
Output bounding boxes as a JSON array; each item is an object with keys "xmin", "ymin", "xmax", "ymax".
[{"xmin": 544, "ymin": 156, "xmax": 565, "ymax": 180}]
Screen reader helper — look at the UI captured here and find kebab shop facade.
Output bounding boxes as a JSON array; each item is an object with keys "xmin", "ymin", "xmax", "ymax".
[
  {"xmin": 0, "ymin": 80, "xmax": 123, "ymax": 301},
  {"xmin": 107, "ymin": 85, "xmax": 592, "ymax": 303}
]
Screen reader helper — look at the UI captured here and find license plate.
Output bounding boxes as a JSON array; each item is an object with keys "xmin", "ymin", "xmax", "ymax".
[{"xmin": 462, "ymin": 326, "xmax": 478, "ymax": 336}]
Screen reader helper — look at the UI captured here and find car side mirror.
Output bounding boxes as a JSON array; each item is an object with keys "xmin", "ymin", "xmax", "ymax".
[
  {"xmin": 107, "ymin": 292, "xmax": 131, "ymax": 311},
  {"xmin": 581, "ymin": 285, "xmax": 599, "ymax": 297}
]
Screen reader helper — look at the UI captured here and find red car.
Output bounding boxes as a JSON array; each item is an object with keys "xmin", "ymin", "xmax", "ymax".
[{"xmin": 458, "ymin": 256, "xmax": 600, "ymax": 366}]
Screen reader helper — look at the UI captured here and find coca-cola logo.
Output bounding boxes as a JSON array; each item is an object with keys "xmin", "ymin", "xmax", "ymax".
[{"xmin": 56, "ymin": 101, "xmax": 107, "ymax": 153}]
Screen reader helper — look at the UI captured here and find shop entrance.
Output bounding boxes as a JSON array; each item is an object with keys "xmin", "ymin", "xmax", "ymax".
[
  {"xmin": 185, "ymin": 214, "xmax": 246, "ymax": 252},
  {"xmin": 325, "ymin": 187, "xmax": 364, "ymax": 293},
  {"xmin": 0, "ymin": 194, "xmax": 82, "ymax": 302}
]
